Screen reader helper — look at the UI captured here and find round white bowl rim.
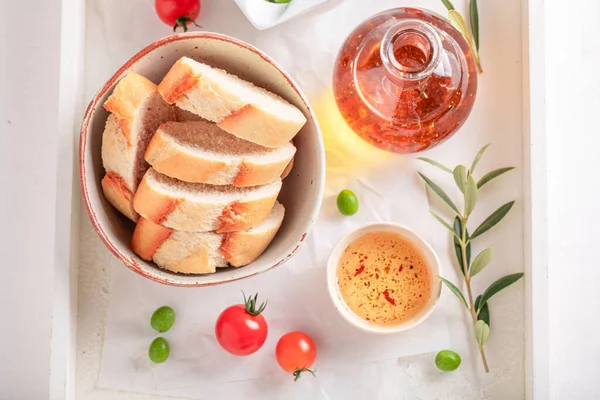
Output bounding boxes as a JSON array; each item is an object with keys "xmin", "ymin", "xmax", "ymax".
[{"xmin": 326, "ymin": 221, "xmax": 442, "ymax": 334}]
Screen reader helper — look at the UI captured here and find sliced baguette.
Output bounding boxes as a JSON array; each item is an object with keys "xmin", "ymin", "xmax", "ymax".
[
  {"xmin": 133, "ymin": 168, "xmax": 282, "ymax": 232},
  {"xmin": 131, "ymin": 202, "xmax": 285, "ymax": 274},
  {"xmin": 157, "ymin": 57, "xmax": 307, "ymax": 148},
  {"xmin": 145, "ymin": 120, "xmax": 296, "ymax": 186},
  {"xmin": 101, "ymin": 72, "xmax": 175, "ymax": 221}
]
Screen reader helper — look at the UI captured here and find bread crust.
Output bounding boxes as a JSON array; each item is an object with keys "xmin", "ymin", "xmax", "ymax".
[
  {"xmin": 220, "ymin": 222, "xmax": 282, "ymax": 267},
  {"xmin": 157, "ymin": 60, "xmax": 198, "ymax": 104},
  {"xmin": 103, "ymin": 72, "xmax": 158, "ymax": 146},
  {"xmin": 144, "ymin": 128, "xmax": 229, "ymax": 183},
  {"xmin": 131, "ymin": 217, "xmax": 172, "ymax": 260},
  {"xmin": 145, "ymin": 123, "xmax": 296, "ymax": 186},
  {"xmin": 132, "ymin": 176, "xmax": 183, "ymax": 224},
  {"xmin": 157, "ymin": 57, "xmax": 307, "ymax": 148},
  {"xmin": 131, "ymin": 204, "xmax": 284, "ymax": 274},
  {"xmin": 232, "ymin": 157, "xmax": 291, "ymax": 187},
  {"xmin": 101, "ymin": 172, "xmax": 138, "ymax": 221},
  {"xmin": 280, "ymin": 156, "xmax": 294, "ymax": 180},
  {"xmin": 133, "ymin": 169, "xmax": 281, "ymax": 232},
  {"xmin": 216, "ymin": 198, "xmax": 275, "ymax": 233},
  {"xmin": 216, "ymin": 104, "xmax": 300, "ymax": 148},
  {"xmin": 170, "ymin": 248, "xmax": 214, "ymax": 274}
]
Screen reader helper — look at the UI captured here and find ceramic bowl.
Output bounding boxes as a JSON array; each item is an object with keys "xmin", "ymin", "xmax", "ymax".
[
  {"xmin": 326, "ymin": 222, "xmax": 442, "ymax": 334},
  {"xmin": 80, "ymin": 32, "xmax": 325, "ymax": 287}
]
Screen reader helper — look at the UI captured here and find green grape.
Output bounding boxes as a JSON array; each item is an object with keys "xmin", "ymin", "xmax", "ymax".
[
  {"xmin": 435, "ymin": 350, "xmax": 461, "ymax": 371},
  {"xmin": 337, "ymin": 189, "xmax": 359, "ymax": 216},
  {"xmin": 149, "ymin": 337, "xmax": 170, "ymax": 364},
  {"xmin": 151, "ymin": 306, "xmax": 176, "ymax": 333}
]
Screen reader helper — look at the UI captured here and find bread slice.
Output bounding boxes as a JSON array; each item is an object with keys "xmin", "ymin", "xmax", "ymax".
[
  {"xmin": 131, "ymin": 202, "xmax": 285, "ymax": 274},
  {"xmin": 101, "ymin": 72, "xmax": 175, "ymax": 221},
  {"xmin": 145, "ymin": 120, "xmax": 296, "ymax": 186},
  {"xmin": 281, "ymin": 156, "xmax": 294, "ymax": 180},
  {"xmin": 133, "ymin": 168, "xmax": 282, "ymax": 232},
  {"xmin": 157, "ymin": 57, "xmax": 307, "ymax": 148}
]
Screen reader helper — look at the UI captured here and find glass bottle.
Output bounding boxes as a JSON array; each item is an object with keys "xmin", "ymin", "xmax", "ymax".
[{"xmin": 333, "ymin": 8, "xmax": 477, "ymax": 153}]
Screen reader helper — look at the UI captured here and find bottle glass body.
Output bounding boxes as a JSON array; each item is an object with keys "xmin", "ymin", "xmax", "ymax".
[{"xmin": 333, "ymin": 8, "xmax": 478, "ymax": 153}]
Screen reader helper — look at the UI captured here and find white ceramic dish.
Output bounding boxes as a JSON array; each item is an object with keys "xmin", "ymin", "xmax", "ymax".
[
  {"xmin": 233, "ymin": 0, "xmax": 342, "ymax": 30},
  {"xmin": 327, "ymin": 222, "xmax": 442, "ymax": 334},
  {"xmin": 79, "ymin": 32, "xmax": 325, "ymax": 287}
]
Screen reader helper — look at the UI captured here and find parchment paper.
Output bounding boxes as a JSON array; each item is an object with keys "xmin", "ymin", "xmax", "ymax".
[{"xmin": 93, "ymin": 0, "xmax": 494, "ymax": 398}]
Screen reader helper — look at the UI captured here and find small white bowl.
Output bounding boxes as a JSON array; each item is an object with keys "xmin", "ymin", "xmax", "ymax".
[
  {"xmin": 233, "ymin": 0, "xmax": 342, "ymax": 30},
  {"xmin": 327, "ymin": 222, "xmax": 442, "ymax": 334}
]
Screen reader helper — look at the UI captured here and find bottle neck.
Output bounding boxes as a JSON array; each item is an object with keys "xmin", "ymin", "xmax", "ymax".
[{"xmin": 380, "ymin": 19, "xmax": 442, "ymax": 83}]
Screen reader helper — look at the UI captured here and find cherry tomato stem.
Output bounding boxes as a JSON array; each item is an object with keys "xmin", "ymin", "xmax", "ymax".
[
  {"xmin": 155, "ymin": 0, "xmax": 201, "ymax": 32},
  {"xmin": 173, "ymin": 16, "xmax": 201, "ymax": 32},
  {"xmin": 292, "ymin": 368, "xmax": 316, "ymax": 382}
]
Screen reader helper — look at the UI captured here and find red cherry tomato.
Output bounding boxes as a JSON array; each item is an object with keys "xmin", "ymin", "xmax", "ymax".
[
  {"xmin": 215, "ymin": 293, "xmax": 268, "ymax": 356},
  {"xmin": 155, "ymin": 0, "xmax": 201, "ymax": 32},
  {"xmin": 275, "ymin": 332, "xmax": 317, "ymax": 381}
]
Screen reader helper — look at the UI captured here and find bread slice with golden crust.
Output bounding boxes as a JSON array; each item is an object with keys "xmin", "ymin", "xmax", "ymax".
[
  {"xmin": 132, "ymin": 168, "xmax": 282, "ymax": 233},
  {"xmin": 101, "ymin": 72, "xmax": 175, "ymax": 221},
  {"xmin": 131, "ymin": 202, "xmax": 285, "ymax": 274},
  {"xmin": 157, "ymin": 57, "xmax": 307, "ymax": 148},
  {"xmin": 144, "ymin": 120, "xmax": 296, "ymax": 186}
]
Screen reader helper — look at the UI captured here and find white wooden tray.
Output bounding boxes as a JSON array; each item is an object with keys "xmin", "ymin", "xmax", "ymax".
[{"xmin": 53, "ymin": 0, "xmax": 549, "ymax": 398}]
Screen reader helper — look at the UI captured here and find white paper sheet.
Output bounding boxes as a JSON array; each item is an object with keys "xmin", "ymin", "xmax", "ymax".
[
  {"xmin": 97, "ymin": 91, "xmax": 459, "ymax": 395},
  {"xmin": 92, "ymin": 0, "xmax": 526, "ymax": 398},
  {"xmin": 98, "ymin": 146, "xmax": 453, "ymax": 392}
]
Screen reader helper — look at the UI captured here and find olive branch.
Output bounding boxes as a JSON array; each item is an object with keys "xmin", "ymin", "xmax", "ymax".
[{"xmin": 418, "ymin": 144, "xmax": 523, "ymax": 373}]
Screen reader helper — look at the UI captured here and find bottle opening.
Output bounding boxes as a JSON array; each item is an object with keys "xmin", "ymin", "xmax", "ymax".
[
  {"xmin": 381, "ymin": 20, "xmax": 442, "ymax": 81},
  {"xmin": 390, "ymin": 31, "xmax": 432, "ymax": 73}
]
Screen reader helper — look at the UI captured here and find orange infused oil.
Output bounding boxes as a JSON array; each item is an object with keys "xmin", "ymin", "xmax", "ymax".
[{"xmin": 337, "ymin": 231, "xmax": 431, "ymax": 325}]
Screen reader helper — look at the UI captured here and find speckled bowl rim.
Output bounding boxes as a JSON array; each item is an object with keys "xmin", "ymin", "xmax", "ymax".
[{"xmin": 79, "ymin": 32, "xmax": 325, "ymax": 287}]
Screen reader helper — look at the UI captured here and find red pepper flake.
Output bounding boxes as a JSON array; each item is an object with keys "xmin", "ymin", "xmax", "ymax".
[
  {"xmin": 383, "ymin": 290, "xmax": 396, "ymax": 306},
  {"xmin": 354, "ymin": 265, "xmax": 365, "ymax": 276},
  {"xmin": 369, "ymin": 274, "xmax": 374, "ymax": 278},
  {"xmin": 399, "ymin": 265, "xmax": 404, "ymax": 272}
]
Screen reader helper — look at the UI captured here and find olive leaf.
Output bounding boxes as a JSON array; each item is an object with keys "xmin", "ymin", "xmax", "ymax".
[
  {"xmin": 470, "ymin": 201, "xmax": 514, "ymax": 240},
  {"xmin": 475, "ymin": 320, "xmax": 490, "ymax": 348},
  {"xmin": 477, "ymin": 273, "xmax": 524, "ymax": 313},
  {"xmin": 438, "ymin": 276, "xmax": 468, "ymax": 309},
  {"xmin": 453, "ymin": 217, "xmax": 471, "ymax": 276},
  {"xmin": 418, "ymin": 157, "xmax": 453, "ymax": 173},
  {"xmin": 470, "ymin": 247, "xmax": 493, "ymax": 277},
  {"xmin": 464, "ymin": 173, "xmax": 478, "ymax": 216},
  {"xmin": 448, "ymin": 10, "xmax": 471, "ymax": 41},
  {"xmin": 475, "ymin": 295, "xmax": 490, "ymax": 326},
  {"xmin": 418, "ymin": 173, "xmax": 461, "ymax": 215},
  {"xmin": 453, "ymin": 165, "xmax": 468, "ymax": 193},
  {"xmin": 441, "ymin": 0, "xmax": 455, "ymax": 11},
  {"xmin": 477, "ymin": 167, "xmax": 515, "ymax": 189},
  {"xmin": 469, "ymin": 0, "xmax": 480, "ymax": 50},
  {"xmin": 430, "ymin": 211, "xmax": 461, "ymax": 241},
  {"xmin": 470, "ymin": 143, "xmax": 491, "ymax": 173}
]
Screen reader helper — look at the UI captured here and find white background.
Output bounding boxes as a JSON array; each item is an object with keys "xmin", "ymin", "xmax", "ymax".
[{"xmin": 0, "ymin": 0, "xmax": 597, "ymax": 399}]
